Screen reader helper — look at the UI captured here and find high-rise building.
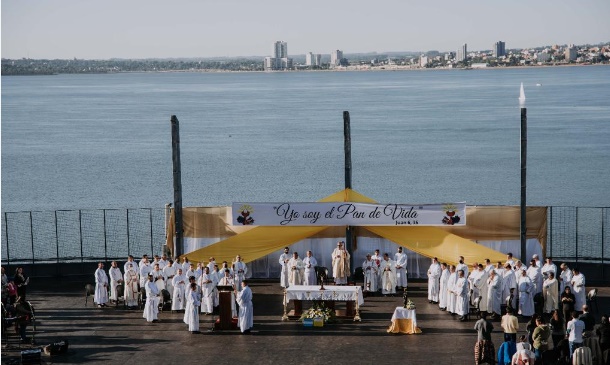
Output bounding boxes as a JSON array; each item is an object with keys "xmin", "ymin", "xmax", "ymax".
[
  {"xmin": 457, "ymin": 43, "xmax": 468, "ymax": 62},
  {"xmin": 493, "ymin": 41, "xmax": 506, "ymax": 58},
  {"xmin": 331, "ymin": 50, "xmax": 343, "ymax": 68},
  {"xmin": 565, "ymin": 44, "xmax": 578, "ymax": 61},
  {"xmin": 305, "ymin": 52, "xmax": 322, "ymax": 67},
  {"xmin": 419, "ymin": 54, "xmax": 428, "ymax": 67},
  {"xmin": 264, "ymin": 41, "xmax": 293, "ymax": 70}
]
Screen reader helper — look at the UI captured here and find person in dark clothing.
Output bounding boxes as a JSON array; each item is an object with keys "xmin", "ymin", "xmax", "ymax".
[
  {"xmin": 595, "ymin": 315, "xmax": 610, "ymax": 354},
  {"xmin": 578, "ymin": 305, "xmax": 595, "ymax": 334},
  {"xmin": 474, "ymin": 312, "xmax": 495, "ymax": 365},
  {"xmin": 13, "ymin": 267, "xmax": 29, "ymax": 301},
  {"xmin": 560, "ymin": 286, "xmax": 575, "ymax": 324},
  {"xmin": 14, "ymin": 296, "xmax": 33, "ymax": 343},
  {"xmin": 550, "ymin": 309, "xmax": 566, "ymax": 347}
]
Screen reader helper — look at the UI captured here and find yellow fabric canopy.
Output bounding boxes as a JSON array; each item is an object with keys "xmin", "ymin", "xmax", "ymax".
[{"xmin": 167, "ymin": 189, "xmax": 544, "ymax": 267}]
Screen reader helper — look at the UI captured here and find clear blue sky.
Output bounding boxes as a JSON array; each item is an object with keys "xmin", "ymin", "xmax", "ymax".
[{"xmin": 2, "ymin": 0, "xmax": 609, "ymax": 59}]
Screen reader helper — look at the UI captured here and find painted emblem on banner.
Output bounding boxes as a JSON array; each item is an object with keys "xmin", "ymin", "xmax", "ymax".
[
  {"xmin": 236, "ymin": 204, "xmax": 255, "ymax": 225},
  {"xmin": 441, "ymin": 204, "xmax": 461, "ymax": 225}
]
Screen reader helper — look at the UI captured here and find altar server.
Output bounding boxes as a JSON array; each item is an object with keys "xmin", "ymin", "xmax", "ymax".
[
  {"xmin": 394, "ymin": 247, "xmax": 408, "ymax": 290},
  {"xmin": 279, "ymin": 247, "xmax": 291, "ymax": 288},
  {"xmin": 236, "ymin": 280, "xmax": 253, "ymax": 333},
  {"xmin": 438, "ymin": 262, "xmax": 450, "ymax": 311},
  {"xmin": 199, "ymin": 267, "xmax": 215, "ymax": 315},
  {"xmin": 446, "ymin": 265, "xmax": 458, "ymax": 314},
  {"xmin": 454, "ymin": 269, "xmax": 469, "ymax": 321},
  {"xmin": 184, "ymin": 283, "xmax": 201, "ymax": 333}
]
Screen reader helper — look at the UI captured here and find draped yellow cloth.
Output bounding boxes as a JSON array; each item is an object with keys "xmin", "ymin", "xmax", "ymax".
[
  {"xmin": 166, "ymin": 189, "xmax": 546, "ymax": 266},
  {"xmin": 387, "ymin": 319, "xmax": 422, "ymax": 334}
]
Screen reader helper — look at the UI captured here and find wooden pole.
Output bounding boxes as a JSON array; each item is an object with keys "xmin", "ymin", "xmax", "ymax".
[
  {"xmin": 520, "ymin": 107, "xmax": 527, "ymax": 263},
  {"xmin": 343, "ymin": 111, "xmax": 355, "ymax": 276},
  {"xmin": 171, "ymin": 115, "xmax": 184, "ymax": 257}
]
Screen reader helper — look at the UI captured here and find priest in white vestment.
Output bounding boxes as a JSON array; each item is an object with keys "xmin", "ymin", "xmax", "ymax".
[
  {"xmin": 303, "ymin": 251, "xmax": 318, "ymax": 286},
  {"xmin": 379, "ymin": 254, "xmax": 396, "ymax": 295},
  {"xmin": 371, "ymin": 249, "xmax": 382, "ymax": 289},
  {"xmin": 185, "ymin": 283, "xmax": 201, "ymax": 333},
  {"xmin": 199, "ymin": 267, "xmax": 215, "ymax": 314},
  {"xmin": 180, "ymin": 257, "xmax": 191, "ymax": 273},
  {"xmin": 232, "ymin": 255, "xmax": 248, "ymax": 292},
  {"xmin": 505, "ymin": 253, "xmax": 516, "ymax": 270},
  {"xmin": 517, "ymin": 269, "xmax": 535, "ymax": 317},
  {"xmin": 559, "ymin": 263, "xmax": 573, "ymax": 293},
  {"xmin": 541, "ymin": 258, "xmax": 557, "ymax": 281},
  {"xmin": 94, "ymin": 262, "xmax": 109, "ymax": 307},
  {"xmin": 362, "ymin": 254, "xmax": 378, "ymax": 293},
  {"xmin": 163, "ymin": 261, "xmax": 176, "ymax": 296},
  {"xmin": 453, "ymin": 270, "xmax": 469, "ymax": 321},
  {"xmin": 288, "ymin": 252, "xmax": 304, "ymax": 286},
  {"xmin": 124, "ymin": 263, "xmax": 139, "ymax": 308},
  {"xmin": 526, "ymin": 260, "xmax": 542, "ymax": 295},
  {"xmin": 211, "ymin": 265, "xmax": 220, "ymax": 308},
  {"xmin": 236, "ymin": 280, "xmax": 253, "ymax": 333},
  {"xmin": 143, "ymin": 275, "xmax": 160, "ymax": 322},
  {"xmin": 570, "ymin": 269, "xmax": 586, "ymax": 311},
  {"xmin": 279, "ymin": 247, "xmax": 291, "ymax": 288},
  {"xmin": 427, "ymin": 257, "xmax": 441, "ymax": 303},
  {"xmin": 108, "ymin": 261, "xmax": 123, "ymax": 302},
  {"xmin": 139, "ymin": 260, "xmax": 152, "ymax": 288},
  {"xmin": 158, "ymin": 254, "xmax": 168, "ymax": 270},
  {"xmin": 438, "ymin": 263, "xmax": 450, "ymax": 310},
  {"xmin": 172, "ymin": 269, "xmax": 187, "ymax": 311},
  {"xmin": 473, "ymin": 264, "xmax": 489, "ymax": 314},
  {"xmin": 394, "ymin": 247, "xmax": 408, "ymax": 289},
  {"xmin": 446, "ymin": 265, "xmax": 458, "ymax": 314},
  {"xmin": 543, "ymin": 272, "xmax": 559, "ymax": 314},
  {"xmin": 207, "ymin": 257, "xmax": 216, "ymax": 274},
  {"xmin": 502, "ymin": 264, "xmax": 517, "ymax": 310},
  {"xmin": 217, "ymin": 269, "xmax": 237, "ymax": 317},
  {"xmin": 456, "ymin": 256, "xmax": 469, "ymax": 278},
  {"xmin": 150, "ymin": 264, "xmax": 165, "ymax": 292},
  {"xmin": 484, "ymin": 259, "xmax": 495, "ymax": 274},
  {"xmin": 124, "ymin": 255, "xmax": 138, "ymax": 282},
  {"xmin": 486, "ymin": 269, "xmax": 502, "ymax": 317},
  {"xmin": 331, "ymin": 241, "xmax": 350, "ymax": 285}
]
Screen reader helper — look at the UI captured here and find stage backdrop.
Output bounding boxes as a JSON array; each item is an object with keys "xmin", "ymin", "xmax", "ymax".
[{"xmin": 166, "ymin": 189, "xmax": 547, "ymax": 279}]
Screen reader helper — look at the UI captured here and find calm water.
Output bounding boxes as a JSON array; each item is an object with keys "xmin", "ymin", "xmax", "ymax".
[{"xmin": 2, "ymin": 66, "xmax": 610, "ymax": 212}]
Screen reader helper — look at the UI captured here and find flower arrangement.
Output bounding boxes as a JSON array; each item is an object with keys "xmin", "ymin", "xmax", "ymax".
[
  {"xmin": 300, "ymin": 302, "xmax": 336, "ymax": 323},
  {"xmin": 405, "ymin": 299, "xmax": 416, "ymax": 310}
]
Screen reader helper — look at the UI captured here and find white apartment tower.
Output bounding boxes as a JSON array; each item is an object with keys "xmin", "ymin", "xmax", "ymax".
[
  {"xmin": 565, "ymin": 44, "xmax": 578, "ymax": 61},
  {"xmin": 457, "ymin": 43, "xmax": 468, "ymax": 62},
  {"xmin": 306, "ymin": 52, "xmax": 322, "ymax": 67},
  {"xmin": 264, "ymin": 41, "xmax": 293, "ymax": 71},
  {"xmin": 331, "ymin": 50, "xmax": 344, "ymax": 68}
]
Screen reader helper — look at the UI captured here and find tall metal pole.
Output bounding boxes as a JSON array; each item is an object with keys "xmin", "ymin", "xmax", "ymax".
[
  {"xmin": 343, "ymin": 111, "xmax": 354, "ymax": 275},
  {"xmin": 171, "ymin": 115, "xmax": 184, "ymax": 258},
  {"xmin": 520, "ymin": 85, "xmax": 527, "ymax": 263}
]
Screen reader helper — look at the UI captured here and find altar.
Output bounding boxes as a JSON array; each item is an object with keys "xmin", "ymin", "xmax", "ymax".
[{"xmin": 282, "ymin": 285, "xmax": 364, "ymax": 321}]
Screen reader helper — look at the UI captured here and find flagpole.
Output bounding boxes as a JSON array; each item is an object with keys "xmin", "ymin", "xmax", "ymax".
[
  {"xmin": 171, "ymin": 115, "xmax": 184, "ymax": 258},
  {"xmin": 519, "ymin": 84, "xmax": 527, "ymax": 263},
  {"xmin": 343, "ymin": 111, "xmax": 355, "ymax": 278}
]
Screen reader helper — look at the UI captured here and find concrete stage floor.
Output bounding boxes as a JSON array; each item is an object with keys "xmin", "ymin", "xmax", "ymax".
[{"xmin": 2, "ymin": 280, "xmax": 608, "ymax": 365}]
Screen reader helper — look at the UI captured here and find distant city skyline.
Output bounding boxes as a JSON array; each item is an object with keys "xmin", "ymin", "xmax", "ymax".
[{"xmin": 2, "ymin": 0, "xmax": 610, "ymax": 59}]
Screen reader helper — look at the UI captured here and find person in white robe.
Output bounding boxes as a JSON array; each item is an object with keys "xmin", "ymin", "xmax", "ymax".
[
  {"xmin": 138, "ymin": 255, "xmax": 149, "ymax": 271},
  {"xmin": 486, "ymin": 268, "xmax": 502, "ymax": 317},
  {"xmin": 559, "ymin": 263, "xmax": 573, "ymax": 294},
  {"xmin": 199, "ymin": 267, "xmax": 215, "ymax": 314},
  {"xmin": 217, "ymin": 269, "xmax": 237, "ymax": 317},
  {"xmin": 211, "ymin": 265, "xmax": 220, "ymax": 308},
  {"xmin": 394, "ymin": 247, "xmax": 408, "ymax": 289},
  {"xmin": 303, "ymin": 251, "xmax": 318, "ymax": 286},
  {"xmin": 468, "ymin": 263, "xmax": 481, "ymax": 300},
  {"xmin": 473, "ymin": 264, "xmax": 489, "ymax": 314},
  {"xmin": 456, "ymin": 256, "xmax": 469, "ymax": 278},
  {"xmin": 139, "ymin": 260, "xmax": 153, "ymax": 287},
  {"xmin": 484, "ymin": 259, "xmax": 495, "ymax": 274},
  {"xmin": 123, "ymin": 263, "xmax": 139, "ymax": 308},
  {"xmin": 108, "ymin": 261, "xmax": 123, "ymax": 302},
  {"xmin": 194, "ymin": 263, "xmax": 204, "ymax": 281},
  {"xmin": 502, "ymin": 264, "xmax": 517, "ymax": 310},
  {"xmin": 184, "ymin": 282, "xmax": 201, "ymax": 333},
  {"xmin": 438, "ymin": 262, "xmax": 450, "ymax": 310},
  {"xmin": 453, "ymin": 269, "xmax": 469, "ymax": 321},
  {"xmin": 94, "ymin": 262, "xmax": 109, "ymax": 307},
  {"xmin": 331, "ymin": 241, "xmax": 350, "ymax": 285},
  {"xmin": 526, "ymin": 260, "xmax": 542, "ymax": 295},
  {"xmin": 180, "ymin": 257, "xmax": 191, "ymax": 273},
  {"xmin": 532, "ymin": 254, "xmax": 541, "ymax": 268},
  {"xmin": 207, "ymin": 257, "xmax": 216, "ymax": 273},
  {"xmin": 143, "ymin": 274, "xmax": 160, "ymax": 322},
  {"xmin": 362, "ymin": 254, "xmax": 379, "ymax": 293},
  {"xmin": 427, "ymin": 257, "xmax": 441, "ymax": 303},
  {"xmin": 541, "ymin": 258, "xmax": 557, "ymax": 281},
  {"xmin": 236, "ymin": 280, "xmax": 253, "ymax": 333},
  {"xmin": 505, "ymin": 253, "xmax": 516, "ymax": 270},
  {"xmin": 185, "ymin": 264, "xmax": 196, "ymax": 280},
  {"xmin": 379, "ymin": 253, "xmax": 396, "ymax": 295},
  {"xmin": 371, "ymin": 249, "xmax": 383, "ymax": 289},
  {"xmin": 123, "ymin": 255, "xmax": 138, "ymax": 282},
  {"xmin": 570, "ymin": 268, "xmax": 586, "ymax": 312},
  {"xmin": 232, "ymin": 255, "xmax": 248, "ymax": 292},
  {"xmin": 220, "ymin": 261, "xmax": 234, "ymax": 277},
  {"xmin": 543, "ymin": 272, "xmax": 559, "ymax": 314},
  {"xmin": 172, "ymin": 268, "xmax": 187, "ymax": 311},
  {"xmin": 288, "ymin": 252, "xmax": 304, "ymax": 286},
  {"xmin": 150, "ymin": 264, "xmax": 165, "ymax": 290},
  {"xmin": 279, "ymin": 247, "xmax": 291, "ymax": 288},
  {"xmin": 163, "ymin": 260, "xmax": 176, "ymax": 297},
  {"xmin": 517, "ymin": 269, "xmax": 535, "ymax": 317},
  {"xmin": 446, "ymin": 265, "xmax": 458, "ymax": 314},
  {"xmin": 158, "ymin": 254, "xmax": 168, "ymax": 270}
]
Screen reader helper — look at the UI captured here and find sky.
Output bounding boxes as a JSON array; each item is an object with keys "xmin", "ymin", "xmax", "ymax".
[{"xmin": 2, "ymin": 0, "xmax": 609, "ymax": 59}]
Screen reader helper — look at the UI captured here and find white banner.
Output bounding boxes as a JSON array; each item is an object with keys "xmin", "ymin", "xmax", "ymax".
[{"xmin": 232, "ymin": 202, "xmax": 466, "ymax": 227}]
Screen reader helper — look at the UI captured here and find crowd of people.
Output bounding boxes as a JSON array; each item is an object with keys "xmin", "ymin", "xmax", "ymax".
[
  {"xmin": 91, "ymin": 254, "xmax": 253, "ymax": 334},
  {"xmin": 1, "ymin": 266, "xmax": 35, "ymax": 343},
  {"xmin": 423, "ymin": 252, "xmax": 610, "ymax": 365}
]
